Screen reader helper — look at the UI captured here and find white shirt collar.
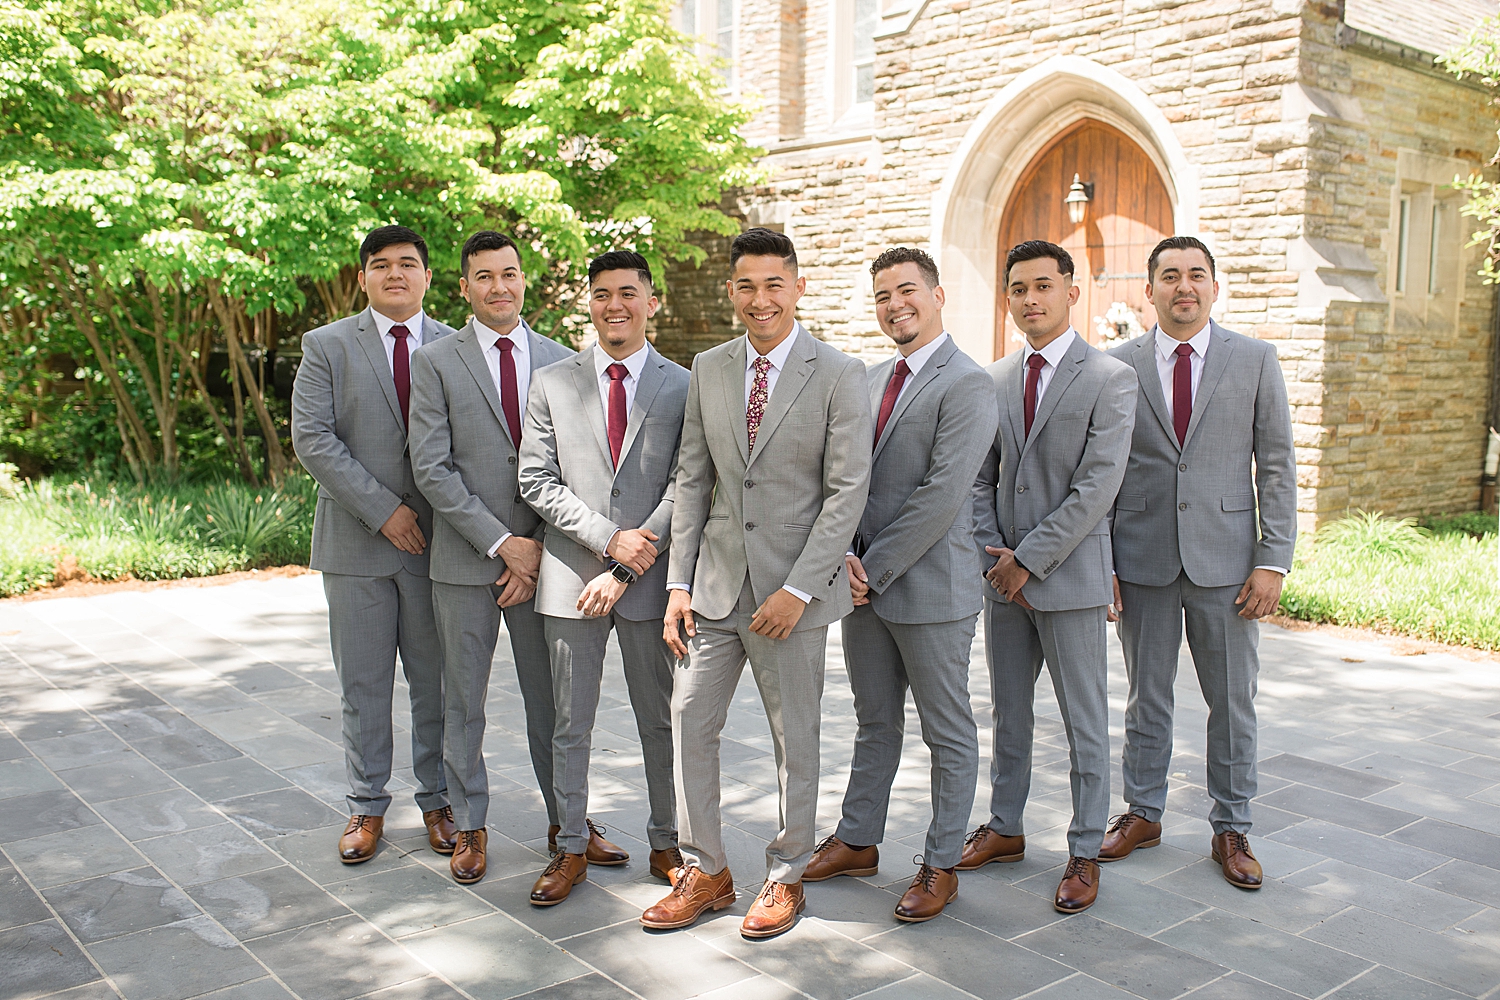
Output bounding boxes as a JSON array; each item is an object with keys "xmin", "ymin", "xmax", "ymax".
[
  {"xmin": 897, "ymin": 331, "xmax": 949, "ymax": 377},
  {"xmin": 1024, "ymin": 327, "xmax": 1077, "ymax": 369},
  {"xmin": 476, "ymin": 317, "xmax": 528, "ymax": 348},
  {"xmin": 594, "ymin": 342, "xmax": 650, "ymax": 381},
  {"xmin": 1154, "ymin": 323, "xmax": 1212, "ymax": 362},
  {"xmin": 746, "ymin": 324, "xmax": 801, "ymax": 373},
  {"xmin": 371, "ymin": 308, "xmax": 425, "ymax": 339}
]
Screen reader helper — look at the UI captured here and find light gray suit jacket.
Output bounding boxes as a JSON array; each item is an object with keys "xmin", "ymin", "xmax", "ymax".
[
  {"xmin": 408, "ymin": 319, "xmax": 574, "ymax": 587},
  {"xmin": 292, "ymin": 309, "xmax": 456, "ymax": 577},
  {"xmin": 973, "ymin": 334, "xmax": 1138, "ymax": 612},
  {"xmin": 1108, "ymin": 321, "xmax": 1297, "ymax": 589},
  {"xmin": 519, "ymin": 344, "xmax": 690, "ymax": 622},
  {"xmin": 668, "ymin": 324, "xmax": 872, "ymax": 631},
  {"xmin": 856, "ymin": 337, "xmax": 997, "ymax": 625}
]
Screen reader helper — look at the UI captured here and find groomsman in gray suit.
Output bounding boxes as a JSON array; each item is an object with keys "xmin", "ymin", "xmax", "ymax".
[
  {"xmin": 1100, "ymin": 236, "xmax": 1296, "ymax": 889},
  {"xmin": 966, "ymin": 240, "xmax": 1136, "ymax": 914},
  {"xmin": 292, "ymin": 225, "xmax": 457, "ymax": 864},
  {"xmin": 519, "ymin": 251, "xmax": 690, "ymax": 905},
  {"xmin": 641, "ymin": 228, "xmax": 871, "ymax": 939},
  {"xmin": 802, "ymin": 247, "xmax": 994, "ymax": 924},
  {"xmin": 408, "ymin": 231, "xmax": 592, "ymax": 885}
]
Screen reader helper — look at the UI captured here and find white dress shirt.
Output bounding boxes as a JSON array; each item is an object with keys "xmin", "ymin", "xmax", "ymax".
[
  {"xmin": 1021, "ymin": 327, "xmax": 1078, "ymax": 405},
  {"xmin": 594, "ymin": 342, "xmax": 649, "ymax": 419},
  {"xmin": 479, "ymin": 318, "xmax": 531, "ymax": 559},
  {"xmin": 889, "ymin": 331, "xmax": 949, "ymax": 408},
  {"xmin": 371, "ymin": 309, "xmax": 426, "ymax": 372}
]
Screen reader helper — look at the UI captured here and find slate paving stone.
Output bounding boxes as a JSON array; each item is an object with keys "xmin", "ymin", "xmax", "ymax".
[
  {"xmin": 402, "ymin": 912, "xmax": 591, "ymax": 1000},
  {"xmin": 137, "ymin": 823, "xmax": 283, "ymax": 887},
  {"xmin": 42, "ymin": 866, "xmax": 201, "ymax": 943},
  {"xmin": 1284, "ymin": 858, "xmax": 1486, "ymax": 931},
  {"xmin": 709, "ymin": 916, "xmax": 914, "ymax": 1000},
  {"xmin": 1256, "ymin": 783, "xmax": 1420, "ymax": 835},
  {"xmin": 133, "ymin": 731, "xmax": 243, "ymax": 770},
  {"xmin": 1178, "ymin": 973, "xmax": 1303, "ymax": 1000},
  {"xmin": 1324, "ymin": 966, "xmax": 1474, "ymax": 1000},
  {"xmin": 564, "ymin": 918, "xmax": 759, "ymax": 1000},
  {"xmin": 1369, "ymin": 782, "xmax": 1500, "ymax": 833},
  {"xmin": 29, "ymin": 730, "xmax": 135, "ymax": 773},
  {"xmin": 8, "ymin": 709, "xmax": 102, "ymax": 743},
  {"xmin": 1015, "ymin": 915, "xmax": 1225, "ymax": 1000},
  {"xmin": 1258, "ymin": 752, "xmax": 1399, "ymax": 798},
  {"xmin": 1304, "ymin": 907, "xmax": 1500, "ymax": 998},
  {"xmin": 262, "ymin": 827, "xmax": 414, "ymax": 886},
  {"xmin": 93, "ymin": 789, "xmax": 225, "ymax": 841},
  {"xmin": 245, "ymin": 914, "xmax": 428, "ymax": 1000},
  {"xmin": 1155, "ymin": 908, "xmax": 1374, "ymax": 998},
  {"xmin": 1267, "ymin": 818, "xmax": 1448, "ymax": 880},
  {"xmin": 188, "ymin": 865, "xmax": 350, "ymax": 940},
  {"xmin": 1018, "ymin": 974, "xmax": 1149, "ymax": 999},
  {"xmin": 0, "ymin": 861, "xmax": 52, "ymax": 931},
  {"xmin": 0, "ymin": 790, "xmax": 103, "ymax": 847},
  {"xmin": 170, "ymin": 758, "xmax": 290, "ymax": 802},
  {"xmin": 356, "ymin": 976, "xmax": 470, "ymax": 1000},
  {"xmin": 866, "ymin": 917, "xmax": 1074, "ymax": 1000},
  {"xmin": 659, "ymin": 977, "xmax": 802, "ymax": 1000},
  {"xmin": 7, "ymin": 824, "xmax": 144, "ymax": 889},
  {"xmin": 1414, "ymin": 859, "xmax": 1500, "ymax": 908},
  {"xmin": 852, "ymin": 972, "xmax": 1011, "ymax": 1000},
  {"xmin": 0, "ymin": 731, "xmax": 29, "ymax": 760},
  {"xmin": 1389, "ymin": 818, "xmax": 1500, "ymax": 872},
  {"xmin": 40, "ymin": 982, "xmax": 122, "ymax": 1000},
  {"xmin": 55, "ymin": 758, "xmax": 180, "ymax": 804},
  {"xmin": 1344, "ymin": 751, "xmax": 1495, "ymax": 798},
  {"xmin": 1149, "ymin": 860, "xmax": 1349, "ymax": 934},
  {"xmin": 476, "ymin": 872, "xmax": 638, "ymax": 940},
  {"xmin": 0, "ymin": 757, "xmax": 65, "ymax": 801},
  {"xmin": 787, "ymin": 875, "xmax": 905, "ymax": 942},
  {"xmin": 235, "ymin": 733, "xmax": 342, "ymax": 771},
  {"xmin": 0, "ymin": 919, "xmax": 103, "ymax": 1000},
  {"xmin": 327, "ymin": 864, "xmax": 494, "ymax": 939},
  {"xmin": 505, "ymin": 974, "xmax": 645, "ymax": 1000},
  {"xmin": 191, "ymin": 979, "xmax": 297, "ymax": 1000},
  {"xmin": 215, "ymin": 788, "xmax": 343, "ymax": 838},
  {"xmin": 87, "ymin": 915, "xmax": 266, "ymax": 1000},
  {"xmin": 219, "ymin": 663, "xmax": 306, "ymax": 695}
]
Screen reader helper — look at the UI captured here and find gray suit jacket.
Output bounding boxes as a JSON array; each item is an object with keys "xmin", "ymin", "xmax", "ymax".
[
  {"xmin": 1108, "ymin": 321, "xmax": 1297, "ymax": 589},
  {"xmin": 519, "ymin": 344, "xmax": 690, "ymax": 621},
  {"xmin": 973, "ymin": 334, "xmax": 1137, "ymax": 612},
  {"xmin": 291, "ymin": 309, "xmax": 456, "ymax": 577},
  {"xmin": 408, "ymin": 319, "xmax": 574, "ymax": 587},
  {"xmin": 856, "ymin": 337, "xmax": 997, "ymax": 625},
  {"xmin": 668, "ymin": 324, "xmax": 872, "ymax": 631}
]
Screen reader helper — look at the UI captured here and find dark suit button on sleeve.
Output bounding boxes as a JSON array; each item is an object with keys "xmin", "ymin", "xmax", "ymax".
[
  {"xmin": 1178, "ymin": 463, "xmax": 1187, "ymax": 472},
  {"xmin": 745, "ymin": 522, "xmax": 756, "ymax": 531},
  {"xmin": 402, "ymin": 493, "xmax": 411, "ymax": 500},
  {"xmin": 612, "ymin": 488, "xmax": 621, "ymax": 497},
  {"xmin": 1179, "ymin": 502, "xmax": 1188, "ymax": 511}
]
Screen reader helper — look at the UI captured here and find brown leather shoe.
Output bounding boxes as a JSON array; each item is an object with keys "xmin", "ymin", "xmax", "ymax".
[
  {"xmin": 585, "ymin": 819, "xmax": 629, "ymax": 866},
  {"xmin": 640, "ymin": 865, "xmax": 737, "ymax": 929},
  {"xmin": 1211, "ymin": 832, "xmax": 1263, "ymax": 889},
  {"xmin": 423, "ymin": 806, "xmax": 457, "ymax": 855},
  {"xmin": 450, "ymin": 828, "xmax": 487, "ymax": 884},
  {"xmin": 956, "ymin": 826, "xmax": 1025, "ymax": 871},
  {"xmin": 338, "ymin": 815, "xmax": 383, "ymax": 864},
  {"xmin": 894, "ymin": 863, "xmax": 958, "ymax": 923},
  {"xmin": 649, "ymin": 847, "xmax": 685, "ymax": 883},
  {"xmin": 1054, "ymin": 856, "xmax": 1100, "ymax": 913},
  {"xmin": 803, "ymin": 835, "xmax": 879, "ymax": 882},
  {"xmin": 741, "ymin": 880, "xmax": 805, "ymax": 939},
  {"xmin": 1099, "ymin": 813, "xmax": 1161, "ymax": 862},
  {"xmin": 530, "ymin": 852, "xmax": 587, "ymax": 906}
]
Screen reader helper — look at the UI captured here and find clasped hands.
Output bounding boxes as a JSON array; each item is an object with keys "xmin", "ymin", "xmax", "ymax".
[
  {"xmin": 663, "ymin": 586, "xmax": 807, "ymax": 658},
  {"xmin": 984, "ymin": 546, "xmax": 1033, "ymax": 610},
  {"xmin": 575, "ymin": 528, "xmax": 661, "ymax": 618}
]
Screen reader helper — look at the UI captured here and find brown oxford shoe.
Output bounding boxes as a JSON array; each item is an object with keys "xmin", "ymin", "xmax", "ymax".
[
  {"xmin": 1211, "ymin": 832, "xmax": 1263, "ymax": 889},
  {"xmin": 640, "ymin": 865, "xmax": 736, "ymax": 929},
  {"xmin": 741, "ymin": 880, "xmax": 805, "ymax": 939},
  {"xmin": 649, "ymin": 846, "xmax": 685, "ymax": 883},
  {"xmin": 1099, "ymin": 813, "xmax": 1161, "ymax": 862},
  {"xmin": 956, "ymin": 826, "xmax": 1025, "ymax": 871},
  {"xmin": 530, "ymin": 852, "xmax": 587, "ymax": 906},
  {"xmin": 423, "ymin": 806, "xmax": 457, "ymax": 855},
  {"xmin": 1053, "ymin": 856, "xmax": 1100, "ymax": 913},
  {"xmin": 584, "ymin": 819, "xmax": 629, "ymax": 866},
  {"xmin": 894, "ymin": 863, "xmax": 958, "ymax": 923},
  {"xmin": 803, "ymin": 836, "xmax": 879, "ymax": 882},
  {"xmin": 338, "ymin": 815, "xmax": 382, "ymax": 864},
  {"xmin": 450, "ymin": 828, "xmax": 487, "ymax": 884}
]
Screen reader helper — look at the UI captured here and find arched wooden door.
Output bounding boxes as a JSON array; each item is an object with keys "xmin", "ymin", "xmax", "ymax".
[{"xmin": 995, "ymin": 119, "xmax": 1174, "ymax": 357}]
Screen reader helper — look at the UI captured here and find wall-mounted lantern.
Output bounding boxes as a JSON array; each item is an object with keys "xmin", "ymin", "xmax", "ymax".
[{"xmin": 1065, "ymin": 173, "xmax": 1094, "ymax": 226}]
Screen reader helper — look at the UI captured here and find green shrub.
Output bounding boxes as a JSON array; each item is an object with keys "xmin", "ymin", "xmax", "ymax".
[{"xmin": 1420, "ymin": 510, "xmax": 1498, "ymax": 538}]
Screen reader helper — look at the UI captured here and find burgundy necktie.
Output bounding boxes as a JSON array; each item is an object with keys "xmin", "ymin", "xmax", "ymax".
[
  {"xmin": 1172, "ymin": 342, "xmax": 1194, "ymax": 446},
  {"xmin": 390, "ymin": 324, "xmax": 411, "ymax": 428},
  {"xmin": 496, "ymin": 337, "xmax": 521, "ymax": 451},
  {"xmin": 1023, "ymin": 353, "xmax": 1046, "ymax": 439},
  {"xmin": 606, "ymin": 362, "xmax": 629, "ymax": 468},
  {"xmin": 874, "ymin": 359, "xmax": 910, "ymax": 446}
]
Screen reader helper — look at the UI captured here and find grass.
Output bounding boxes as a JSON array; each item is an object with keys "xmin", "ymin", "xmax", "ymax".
[{"xmin": 1280, "ymin": 509, "xmax": 1500, "ymax": 650}]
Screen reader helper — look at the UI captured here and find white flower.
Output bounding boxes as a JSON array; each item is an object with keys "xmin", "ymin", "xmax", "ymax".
[{"xmin": 1095, "ymin": 301, "xmax": 1145, "ymax": 347}]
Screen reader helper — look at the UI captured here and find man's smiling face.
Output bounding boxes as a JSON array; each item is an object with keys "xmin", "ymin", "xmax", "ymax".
[{"xmin": 727, "ymin": 253, "xmax": 805, "ymax": 352}]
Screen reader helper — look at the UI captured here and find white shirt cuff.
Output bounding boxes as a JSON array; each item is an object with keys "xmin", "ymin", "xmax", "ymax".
[
  {"xmin": 603, "ymin": 529, "xmax": 619, "ymax": 559},
  {"xmin": 783, "ymin": 585, "xmax": 812, "ymax": 604},
  {"xmin": 1253, "ymin": 565, "xmax": 1289, "ymax": 576},
  {"xmin": 666, "ymin": 583, "xmax": 691, "ymax": 593},
  {"xmin": 487, "ymin": 532, "xmax": 512, "ymax": 559}
]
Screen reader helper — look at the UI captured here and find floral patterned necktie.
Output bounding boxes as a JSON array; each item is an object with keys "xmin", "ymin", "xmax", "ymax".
[{"xmin": 747, "ymin": 355, "xmax": 771, "ymax": 454}]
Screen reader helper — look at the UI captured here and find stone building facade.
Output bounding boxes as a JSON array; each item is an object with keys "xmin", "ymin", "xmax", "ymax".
[{"xmin": 652, "ymin": 0, "xmax": 1499, "ymax": 526}]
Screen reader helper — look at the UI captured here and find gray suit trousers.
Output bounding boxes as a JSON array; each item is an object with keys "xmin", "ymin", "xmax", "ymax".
[
  {"xmin": 984, "ymin": 598, "xmax": 1110, "ymax": 859},
  {"xmin": 674, "ymin": 580, "xmax": 827, "ymax": 883},
  {"xmin": 546, "ymin": 614, "xmax": 677, "ymax": 855},
  {"xmin": 322, "ymin": 570, "xmax": 446, "ymax": 816},
  {"xmin": 1117, "ymin": 574, "xmax": 1259, "ymax": 834},
  {"xmin": 431, "ymin": 582, "xmax": 556, "ymax": 830},
  {"xmin": 836, "ymin": 605, "xmax": 979, "ymax": 869}
]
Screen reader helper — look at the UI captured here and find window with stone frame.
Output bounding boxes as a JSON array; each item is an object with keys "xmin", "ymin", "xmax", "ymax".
[
  {"xmin": 675, "ymin": 0, "xmax": 734, "ymax": 87},
  {"xmin": 1388, "ymin": 149, "xmax": 1472, "ymax": 330},
  {"xmin": 832, "ymin": 0, "xmax": 877, "ymax": 126}
]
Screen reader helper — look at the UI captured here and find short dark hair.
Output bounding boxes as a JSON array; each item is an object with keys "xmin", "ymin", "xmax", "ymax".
[
  {"xmin": 1004, "ymin": 240, "xmax": 1075, "ymax": 283},
  {"xmin": 1147, "ymin": 236, "xmax": 1216, "ymax": 282},
  {"xmin": 461, "ymin": 230, "xmax": 522, "ymax": 276},
  {"xmin": 360, "ymin": 225, "xmax": 429, "ymax": 269},
  {"xmin": 730, "ymin": 227, "xmax": 797, "ymax": 273},
  {"xmin": 870, "ymin": 246, "xmax": 940, "ymax": 288},
  {"xmin": 588, "ymin": 250, "xmax": 654, "ymax": 289}
]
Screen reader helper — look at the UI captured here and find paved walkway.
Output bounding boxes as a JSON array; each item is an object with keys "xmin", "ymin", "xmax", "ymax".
[{"xmin": 2, "ymin": 575, "xmax": 1499, "ymax": 1000}]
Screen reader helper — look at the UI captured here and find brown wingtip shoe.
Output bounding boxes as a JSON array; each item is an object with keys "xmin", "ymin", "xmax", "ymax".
[
  {"xmin": 894, "ymin": 863, "xmax": 958, "ymax": 923},
  {"xmin": 649, "ymin": 847, "xmax": 685, "ymax": 883},
  {"xmin": 1053, "ymin": 857, "xmax": 1100, "ymax": 913},
  {"xmin": 741, "ymin": 880, "xmax": 805, "ymax": 939},
  {"xmin": 423, "ymin": 806, "xmax": 457, "ymax": 855},
  {"xmin": 338, "ymin": 815, "xmax": 383, "ymax": 864},
  {"xmin": 450, "ymin": 828, "xmax": 488, "ymax": 884},
  {"xmin": 1099, "ymin": 813, "xmax": 1161, "ymax": 862},
  {"xmin": 956, "ymin": 826, "xmax": 1025, "ymax": 870},
  {"xmin": 640, "ymin": 865, "xmax": 736, "ymax": 929},
  {"xmin": 1211, "ymin": 832, "xmax": 1263, "ymax": 889},
  {"xmin": 585, "ymin": 819, "xmax": 630, "ymax": 866},
  {"xmin": 803, "ymin": 836, "xmax": 879, "ymax": 882},
  {"xmin": 530, "ymin": 852, "xmax": 588, "ymax": 906}
]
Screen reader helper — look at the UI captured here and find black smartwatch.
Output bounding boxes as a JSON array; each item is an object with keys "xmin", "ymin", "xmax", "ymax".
[{"xmin": 609, "ymin": 561, "xmax": 636, "ymax": 584}]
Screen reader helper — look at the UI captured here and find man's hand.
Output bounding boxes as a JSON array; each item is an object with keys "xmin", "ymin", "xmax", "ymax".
[
  {"xmin": 663, "ymin": 589, "xmax": 696, "ymax": 659},
  {"xmin": 607, "ymin": 528, "xmax": 660, "ymax": 577},
  {"xmin": 1108, "ymin": 574, "xmax": 1122, "ymax": 623},
  {"xmin": 380, "ymin": 505, "xmax": 426, "ymax": 555},
  {"xmin": 750, "ymin": 588, "xmax": 807, "ymax": 640},
  {"xmin": 577, "ymin": 572, "xmax": 627, "ymax": 618},
  {"xmin": 494, "ymin": 567, "xmax": 536, "ymax": 609},
  {"xmin": 1235, "ymin": 568, "xmax": 1285, "ymax": 620},
  {"xmin": 498, "ymin": 535, "xmax": 543, "ymax": 585},
  {"xmin": 846, "ymin": 554, "xmax": 870, "ymax": 606},
  {"xmin": 984, "ymin": 545, "xmax": 1033, "ymax": 609}
]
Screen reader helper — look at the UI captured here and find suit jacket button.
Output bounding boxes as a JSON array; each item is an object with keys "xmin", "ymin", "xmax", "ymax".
[
  {"xmin": 516, "ymin": 495, "xmax": 525, "ymax": 504},
  {"xmin": 1179, "ymin": 502, "xmax": 1188, "ymax": 511},
  {"xmin": 402, "ymin": 493, "xmax": 411, "ymax": 500},
  {"xmin": 507, "ymin": 455, "xmax": 516, "ymax": 464},
  {"xmin": 612, "ymin": 488, "xmax": 621, "ymax": 497},
  {"xmin": 744, "ymin": 480, "xmax": 754, "ymax": 489},
  {"xmin": 1016, "ymin": 486, "xmax": 1025, "ymax": 493},
  {"xmin": 1179, "ymin": 463, "xmax": 1187, "ymax": 472},
  {"xmin": 745, "ymin": 522, "xmax": 756, "ymax": 531}
]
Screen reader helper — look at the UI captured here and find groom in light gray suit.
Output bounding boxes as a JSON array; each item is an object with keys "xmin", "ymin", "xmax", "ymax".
[
  {"xmin": 641, "ymin": 228, "xmax": 871, "ymax": 940},
  {"xmin": 967, "ymin": 241, "xmax": 1136, "ymax": 915},
  {"xmin": 519, "ymin": 251, "xmax": 690, "ymax": 906},
  {"xmin": 1100, "ymin": 236, "xmax": 1296, "ymax": 891},
  {"xmin": 292, "ymin": 225, "xmax": 457, "ymax": 866},
  {"xmin": 802, "ymin": 247, "xmax": 993, "ymax": 925},
  {"xmin": 408, "ymin": 231, "xmax": 576, "ymax": 885}
]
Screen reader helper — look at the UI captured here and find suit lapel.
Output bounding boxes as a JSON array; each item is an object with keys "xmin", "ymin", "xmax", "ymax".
[
  {"xmin": 719, "ymin": 336, "xmax": 750, "ymax": 466},
  {"xmin": 1133, "ymin": 333, "xmax": 1178, "ymax": 450},
  {"xmin": 354, "ymin": 310, "xmax": 406, "ymax": 432},
  {"xmin": 457, "ymin": 323, "xmax": 509, "ymax": 433},
  {"xmin": 747, "ymin": 326, "xmax": 816, "ymax": 471},
  {"xmin": 618, "ymin": 346, "xmax": 667, "ymax": 469},
  {"xmin": 569, "ymin": 347, "xmax": 613, "ymax": 465},
  {"xmin": 1000, "ymin": 352, "xmax": 1026, "ymax": 459},
  {"xmin": 872, "ymin": 337, "xmax": 955, "ymax": 461},
  {"xmin": 1182, "ymin": 321, "xmax": 1234, "ymax": 449},
  {"xmin": 522, "ymin": 320, "xmax": 550, "ymax": 375},
  {"xmin": 1020, "ymin": 334, "xmax": 1087, "ymax": 461}
]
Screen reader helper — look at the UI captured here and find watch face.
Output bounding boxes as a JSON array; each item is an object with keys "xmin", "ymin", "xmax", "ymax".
[{"xmin": 612, "ymin": 564, "xmax": 634, "ymax": 583}]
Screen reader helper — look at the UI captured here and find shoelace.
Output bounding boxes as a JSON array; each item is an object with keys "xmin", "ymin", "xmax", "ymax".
[
  {"xmin": 1225, "ymin": 831, "xmax": 1251, "ymax": 856},
  {"xmin": 348, "ymin": 816, "xmax": 373, "ymax": 831},
  {"xmin": 587, "ymin": 819, "xmax": 609, "ymax": 838},
  {"xmin": 457, "ymin": 830, "xmax": 483, "ymax": 854},
  {"xmin": 812, "ymin": 834, "xmax": 841, "ymax": 856},
  {"xmin": 911, "ymin": 856, "xmax": 940, "ymax": 894},
  {"xmin": 541, "ymin": 851, "xmax": 573, "ymax": 876},
  {"xmin": 1062, "ymin": 856, "xmax": 1095, "ymax": 885},
  {"xmin": 963, "ymin": 826, "xmax": 991, "ymax": 846},
  {"xmin": 1105, "ymin": 813, "xmax": 1139, "ymax": 834},
  {"xmin": 758, "ymin": 880, "xmax": 785, "ymax": 905},
  {"xmin": 670, "ymin": 867, "xmax": 702, "ymax": 898}
]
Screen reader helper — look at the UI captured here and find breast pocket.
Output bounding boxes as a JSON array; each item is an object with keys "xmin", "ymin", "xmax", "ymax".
[{"xmin": 1115, "ymin": 494, "xmax": 1147, "ymax": 512}]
